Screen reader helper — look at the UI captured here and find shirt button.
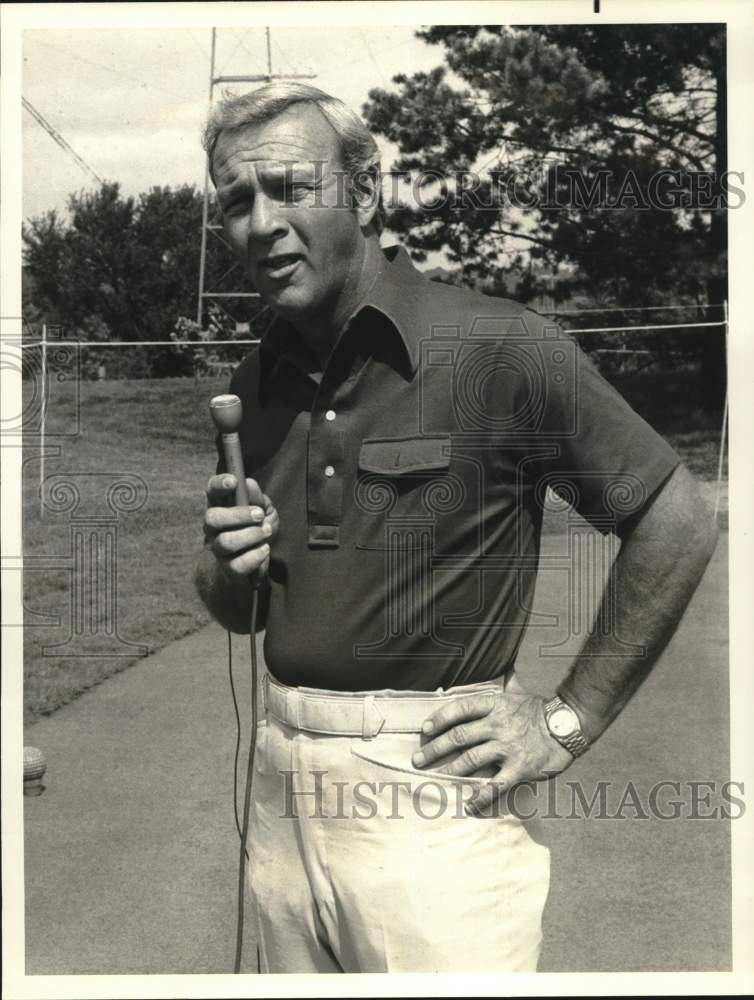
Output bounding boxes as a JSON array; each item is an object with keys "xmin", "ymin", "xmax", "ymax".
[
  {"xmin": 325, "ymin": 409, "xmax": 336, "ymax": 422},
  {"xmin": 324, "ymin": 465, "xmax": 335, "ymax": 478}
]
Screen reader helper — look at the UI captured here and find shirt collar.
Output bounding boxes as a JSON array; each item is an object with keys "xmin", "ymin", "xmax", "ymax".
[
  {"xmin": 259, "ymin": 244, "xmax": 427, "ymax": 383},
  {"xmin": 356, "ymin": 244, "xmax": 427, "ymax": 374}
]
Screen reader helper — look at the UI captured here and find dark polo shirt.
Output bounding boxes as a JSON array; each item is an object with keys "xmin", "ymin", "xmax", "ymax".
[{"xmin": 217, "ymin": 245, "xmax": 680, "ymax": 692}]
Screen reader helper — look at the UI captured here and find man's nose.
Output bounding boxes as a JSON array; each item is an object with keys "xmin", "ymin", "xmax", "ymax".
[{"xmin": 248, "ymin": 192, "xmax": 287, "ymax": 242}]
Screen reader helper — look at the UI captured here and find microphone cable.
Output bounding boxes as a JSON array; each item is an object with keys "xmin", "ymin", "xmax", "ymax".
[{"xmin": 228, "ymin": 587, "xmax": 259, "ymax": 974}]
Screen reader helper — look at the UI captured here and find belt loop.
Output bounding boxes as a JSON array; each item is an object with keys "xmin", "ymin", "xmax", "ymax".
[
  {"xmin": 288, "ymin": 689, "xmax": 301, "ymax": 730},
  {"xmin": 262, "ymin": 672, "xmax": 270, "ymax": 713},
  {"xmin": 362, "ymin": 694, "xmax": 385, "ymax": 740}
]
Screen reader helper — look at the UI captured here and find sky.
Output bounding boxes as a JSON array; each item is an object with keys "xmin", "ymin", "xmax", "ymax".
[{"xmin": 22, "ymin": 26, "xmax": 443, "ymax": 222}]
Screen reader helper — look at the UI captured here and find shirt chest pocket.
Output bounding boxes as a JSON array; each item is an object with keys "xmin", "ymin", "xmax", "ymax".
[{"xmin": 353, "ymin": 435, "xmax": 460, "ymax": 551}]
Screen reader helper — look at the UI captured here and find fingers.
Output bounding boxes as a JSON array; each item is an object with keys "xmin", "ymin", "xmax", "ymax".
[
  {"xmin": 204, "ymin": 503, "xmax": 265, "ymax": 537},
  {"xmin": 427, "ymin": 742, "xmax": 503, "ymax": 778},
  {"xmin": 206, "ymin": 474, "xmax": 267, "ymax": 508},
  {"xmin": 209, "ymin": 523, "xmax": 273, "ymax": 560},
  {"xmin": 203, "ymin": 474, "xmax": 278, "ymax": 582},
  {"xmin": 421, "ymin": 692, "xmax": 498, "ymax": 739},
  {"xmin": 263, "ymin": 503, "xmax": 280, "ymax": 536},
  {"xmin": 412, "ymin": 717, "xmax": 492, "ymax": 770},
  {"xmin": 464, "ymin": 755, "xmax": 570, "ymax": 816},
  {"xmin": 222, "ymin": 541, "xmax": 271, "ymax": 580},
  {"xmin": 260, "ymin": 491, "xmax": 275, "ymax": 514},
  {"xmin": 203, "ymin": 478, "xmax": 279, "ymax": 542},
  {"xmin": 204, "ymin": 507, "xmax": 278, "ymax": 581},
  {"xmin": 464, "ymin": 753, "xmax": 538, "ymax": 815},
  {"xmin": 465, "ymin": 779, "xmax": 506, "ymax": 817}
]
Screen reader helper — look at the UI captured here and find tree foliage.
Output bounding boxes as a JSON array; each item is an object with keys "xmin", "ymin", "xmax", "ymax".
[
  {"xmin": 365, "ymin": 24, "xmax": 723, "ymax": 298},
  {"xmin": 363, "ymin": 24, "xmax": 727, "ymax": 401},
  {"xmin": 22, "ymin": 181, "xmax": 268, "ymax": 377},
  {"xmin": 23, "ymin": 182, "xmax": 201, "ymax": 337}
]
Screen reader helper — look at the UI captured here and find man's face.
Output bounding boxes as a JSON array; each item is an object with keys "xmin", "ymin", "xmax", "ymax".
[{"xmin": 212, "ymin": 104, "xmax": 363, "ymax": 324}]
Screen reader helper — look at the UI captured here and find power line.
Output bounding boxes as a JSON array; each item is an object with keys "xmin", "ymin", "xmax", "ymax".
[
  {"xmin": 544, "ymin": 303, "xmax": 724, "ymax": 316},
  {"xmin": 185, "ymin": 29, "xmax": 210, "ymax": 60},
  {"xmin": 217, "ymin": 28, "xmax": 254, "ymax": 78},
  {"xmin": 358, "ymin": 28, "xmax": 389, "ymax": 87},
  {"xmin": 562, "ymin": 321, "xmax": 725, "ymax": 334},
  {"xmin": 22, "ymin": 96, "xmax": 103, "ymax": 185},
  {"xmin": 18, "ymin": 321, "xmax": 727, "ymax": 350},
  {"xmin": 20, "ymin": 340, "xmax": 261, "ymax": 348},
  {"xmin": 270, "ymin": 36, "xmax": 309, "ymax": 77},
  {"xmin": 327, "ymin": 35, "xmax": 418, "ymax": 80},
  {"xmin": 25, "ymin": 36, "xmax": 189, "ymax": 101}
]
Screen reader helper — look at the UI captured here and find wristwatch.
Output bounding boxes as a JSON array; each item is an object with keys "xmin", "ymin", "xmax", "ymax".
[{"xmin": 543, "ymin": 695, "xmax": 589, "ymax": 758}]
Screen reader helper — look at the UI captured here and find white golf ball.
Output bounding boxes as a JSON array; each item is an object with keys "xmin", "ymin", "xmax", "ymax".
[{"xmin": 24, "ymin": 746, "xmax": 47, "ymax": 781}]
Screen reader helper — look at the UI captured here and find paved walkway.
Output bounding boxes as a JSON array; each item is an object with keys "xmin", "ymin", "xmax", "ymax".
[
  {"xmin": 24, "ymin": 534, "xmax": 731, "ymax": 974},
  {"xmin": 24, "ymin": 624, "xmax": 266, "ymax": 975}
]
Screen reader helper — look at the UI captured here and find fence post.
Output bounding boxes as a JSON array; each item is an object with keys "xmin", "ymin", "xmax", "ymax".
[
  {"xmin": 40, "ymin": 322, "xmax": 47, "ymax": 517},
  {"xmin": 713, "ymin": 300, "xmax": 728, "ymax": 525}
]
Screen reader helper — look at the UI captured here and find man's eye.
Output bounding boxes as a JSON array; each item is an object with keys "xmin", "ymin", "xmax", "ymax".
[{"xmin": 279, "ymin": 183, "xmax": 313, "ymax": 202}]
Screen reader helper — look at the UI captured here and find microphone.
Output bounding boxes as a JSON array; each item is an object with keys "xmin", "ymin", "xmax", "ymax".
[
  {"xmin": 210, "ymin": 394, "xmax": 250, "ymax": 507},
  {"xmin": 209, "ymin": 391, "xmax": 261, "ymax": 973}
]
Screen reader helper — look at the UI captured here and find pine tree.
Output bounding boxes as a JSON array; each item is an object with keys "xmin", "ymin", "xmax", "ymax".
[{"xmin": 363, "ymin": 24, "xmax": 727, "ymax": 406}]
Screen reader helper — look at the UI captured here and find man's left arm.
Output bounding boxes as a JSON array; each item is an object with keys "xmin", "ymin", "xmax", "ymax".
[
  {"xmin": 414, "ymin": 463, "xmax": 719, "ymax": 812},
  {"xmin": 554, "ymin": 462, "xmax": 718, "ymax": 741}
]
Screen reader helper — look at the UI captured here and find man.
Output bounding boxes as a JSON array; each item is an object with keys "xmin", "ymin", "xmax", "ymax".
[{"xmin": 195, "ymin": 83, "xmax": 718, "ymax": 973}]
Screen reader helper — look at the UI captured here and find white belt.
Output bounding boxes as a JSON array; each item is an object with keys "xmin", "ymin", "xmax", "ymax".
[{"xmin": 263, "ymin": 673, "xmax": 509, "ymax": 740}]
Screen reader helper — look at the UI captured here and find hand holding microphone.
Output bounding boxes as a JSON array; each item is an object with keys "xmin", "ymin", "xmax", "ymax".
[
  {"xmin": 206, "ymin": 395, "xmax": 279, "ymax": 586},
  {"xmin": 208, "ymin": 395, "xmax": 268, "ymax": 974}
]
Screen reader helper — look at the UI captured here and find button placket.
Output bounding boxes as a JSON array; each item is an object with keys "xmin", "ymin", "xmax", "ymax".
[
  {"xmin": 307, "ymin": 413, "xmax": 346, "ymax": 548},
  {"xmin": 306, "ymin": 335, "xmax": 354, "ymax": 548}
]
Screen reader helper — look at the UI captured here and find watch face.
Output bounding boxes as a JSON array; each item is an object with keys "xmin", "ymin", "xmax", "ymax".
[{"xmin": 549, "ymin": 706, "xmax": 579, "ymax": 738}]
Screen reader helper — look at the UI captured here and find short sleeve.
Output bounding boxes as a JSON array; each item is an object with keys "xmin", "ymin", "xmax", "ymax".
[{"xmin": 492, "ymin": 316, "xmax": 681, "ymax": 532}]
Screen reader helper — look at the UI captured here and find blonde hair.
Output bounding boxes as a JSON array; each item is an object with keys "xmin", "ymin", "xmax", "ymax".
[{"xmin": 202, "ymin": 82, "xmax": 384, "ymax": 230}]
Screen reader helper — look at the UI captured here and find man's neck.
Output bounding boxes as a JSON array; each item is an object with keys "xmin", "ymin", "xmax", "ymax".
[{"xmin": 291, "ymin": 237, "xmax": 383, "ymax": 369}]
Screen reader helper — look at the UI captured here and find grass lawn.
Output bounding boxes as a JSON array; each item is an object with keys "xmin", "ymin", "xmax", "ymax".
[
  {"xmin": 22, "ymin": 376, "xmax": 229, "ymax": 724},
  {"xmin": 21, "ymin": 365, "xmax": 726, "ymax": 724},
  {"xmin": 612, "ymin": 365, "xmax": 727, "ymax": 481}
]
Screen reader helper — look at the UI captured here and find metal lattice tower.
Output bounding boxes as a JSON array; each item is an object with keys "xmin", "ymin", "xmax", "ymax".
[{"xmin": 196, "ymin": 28, "xmax": 315, "ymax": 331}]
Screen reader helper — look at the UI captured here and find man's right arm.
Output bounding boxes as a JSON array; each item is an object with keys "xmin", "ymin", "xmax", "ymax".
[{"xmin": 194, "ymin": 474, "xmax": 278, "ymax": 634}]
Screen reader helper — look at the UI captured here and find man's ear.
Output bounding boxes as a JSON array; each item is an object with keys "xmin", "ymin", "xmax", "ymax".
[{"xmin": 350, "ymin": 166, "xmax": 382, "ymax": 229}]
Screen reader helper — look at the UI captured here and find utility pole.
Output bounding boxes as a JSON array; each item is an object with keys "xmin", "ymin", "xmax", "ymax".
[{"xmin": 196, "ymin": 28, "xmax": 316, "ymax": 331}]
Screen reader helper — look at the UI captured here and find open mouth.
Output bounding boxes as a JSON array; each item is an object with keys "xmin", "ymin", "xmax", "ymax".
[{"xmin": 258, "ymin": 254, "xmax": 303, "ymax": 280}]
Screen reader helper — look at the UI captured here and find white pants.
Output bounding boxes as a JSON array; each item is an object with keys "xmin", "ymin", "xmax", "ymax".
[{"xmin": 247, "ymin": 674, "xmax": 551, "ymax": 973}]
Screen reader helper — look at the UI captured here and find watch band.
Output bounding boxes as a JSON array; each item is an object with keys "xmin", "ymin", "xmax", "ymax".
[{"xmin": 543, "ymin": 696, "xmax": 589, "ymax": 758}]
